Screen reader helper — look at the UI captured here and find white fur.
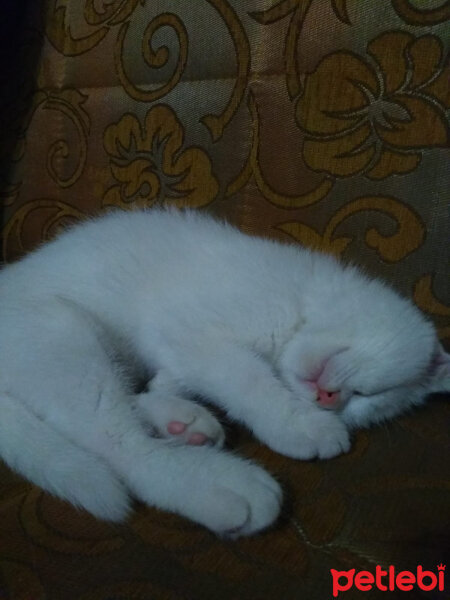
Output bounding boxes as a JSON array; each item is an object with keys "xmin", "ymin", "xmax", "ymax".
[{"xmin": 0, "ymin": 209, "xmax": 448, "ymax": 536}]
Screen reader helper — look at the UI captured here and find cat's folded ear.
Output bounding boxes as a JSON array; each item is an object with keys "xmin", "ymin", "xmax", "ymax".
[{"xmin": 427, "ymin": 344, "xmax": 450, "ymax": 394}]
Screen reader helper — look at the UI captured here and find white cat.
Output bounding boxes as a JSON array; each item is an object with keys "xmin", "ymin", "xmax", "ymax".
[{"xmin": 0, "ymin": 209, "xmax": 449, "ymax": 536}]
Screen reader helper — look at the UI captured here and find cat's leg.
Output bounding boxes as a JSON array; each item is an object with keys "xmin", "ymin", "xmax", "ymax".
[
  {"xmin": 95, "ymin": 420, "xmax": 282, "ymax": 536},
  {"xmin": 4, "ymin": 303, "xmax": 281, "ymax": 535},
  {"xmin": 0, "ymin": 393, "xmax": 130, "ymax": 521},
  {"xmin": 32, "ymin": 395, "xmax": 281, "ymax": 536},
  {"xmin": 135, "ymin": 371, "xmax": 225, "ymax": 447},
  {"xmin": 146, "ymin": 336, "xmax": 351, "ymax": 460}
]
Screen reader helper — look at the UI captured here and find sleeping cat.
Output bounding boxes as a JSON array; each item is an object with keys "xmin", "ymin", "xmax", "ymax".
[{"xmin": 0, "ymin": 209, "xmax": 449, "ymax": 537}]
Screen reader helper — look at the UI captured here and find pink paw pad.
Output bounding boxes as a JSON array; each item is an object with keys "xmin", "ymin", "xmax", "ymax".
[
  {"xmin": 187, "ymin": 432, "xmax": 209, "ymax": 446},
  {"xmin": 167, "ymin": 421, "xmax": 187, "ymax": 435},
  {"xmin": 166, "ymin": 422, "xmax": 210, "ymax": 446}
]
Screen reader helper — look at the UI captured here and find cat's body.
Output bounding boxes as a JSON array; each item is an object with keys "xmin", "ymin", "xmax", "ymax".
[{"xmin": 0, "ymin": 209, "xmax": 449, "ymax": 536}]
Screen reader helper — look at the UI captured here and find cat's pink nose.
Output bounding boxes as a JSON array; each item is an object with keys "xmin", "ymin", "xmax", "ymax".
[{"xmin": 317, "ymin": 389, "xmax": 340, "ymax": 408}]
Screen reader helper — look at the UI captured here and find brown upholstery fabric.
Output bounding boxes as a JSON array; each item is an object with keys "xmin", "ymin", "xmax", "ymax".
[{"xmin": 1, "ymin": 1, "xmax": 449, "ymax": 598}]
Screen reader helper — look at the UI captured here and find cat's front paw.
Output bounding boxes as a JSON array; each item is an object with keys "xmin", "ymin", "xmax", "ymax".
[
  {"xmin": 263, "ymin": 409, "xmax": 351, "ymax": 460},
  {"xmin": 301, "ymin": 411, "xmax": 351, "ymax": 459}
]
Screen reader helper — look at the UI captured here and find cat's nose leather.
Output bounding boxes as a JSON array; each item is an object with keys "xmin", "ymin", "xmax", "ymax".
[{"xmin": 317, "ymin": 389, "xmax": 340, "ymax": 407}]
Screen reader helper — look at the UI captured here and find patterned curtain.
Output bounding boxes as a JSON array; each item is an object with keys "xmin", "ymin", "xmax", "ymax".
[{"xmin": 2, "ymin": 1, "xmax": 449, "ymax": 342}]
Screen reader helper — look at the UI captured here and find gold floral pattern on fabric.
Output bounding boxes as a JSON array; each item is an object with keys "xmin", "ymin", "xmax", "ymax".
[
  {"xmin": 83, "ymin": 0, "xmax": 143, "ymax": 27},
  {"xmin": 227, "ymin": 91, "xmax": 334, "ymax": 208},
  {"xmin": 103, "ymin": 105, "xmax": 219, "ymax": 209},
  {"xmin": 41, "ymin": 89, "xmax": 90, "ymax": 188},
  {"xmin": 19, "ymin": 488, "xmax": 124, "ymax": 555},
  {"xmin": 2, "ymin": 200, "xmax": 84, "ymax": 261},
  {"xmin": 414, "ymin": 274, "xmax": 450, "ymax": 340},
  {"xmin": 201, "ymin": 0, "xmax": 251, "ymax": 141},
  {"xmin": 0, "ymin": 183, "xmax": 21, "ymax": 207},
  {"xmin": 330, "ymin": 0, "xmax": 351, "ymax": 23},
  {"xmin": 250, "ymin": 0, "xmax": 313, "ymax": 99},
  {"xmin": 297, "ymin": 31, "xmax": 450, "ymax": 179},
  {"xmin": 3, "ymin": 87, "xmax": 90, "ymax": 213},
  {"xmin": 115, "ymin": 12, "xmax": 188, "ymax": 104},
  {"xmin": 45, "ymin": 0, "xmax": 143, "ymax": 56},
  {"xmin": 277, "ymin": 196, "xmax": 425, "ymax": 261},
  {"xmin": 392, "ymin": 0, "xmax": 450, "ymax": 25}
]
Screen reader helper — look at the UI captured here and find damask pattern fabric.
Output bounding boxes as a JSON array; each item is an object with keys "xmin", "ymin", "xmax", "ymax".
[{"xmin": 0, "ymin": 1, "xmax": 449, "ymax": 599}]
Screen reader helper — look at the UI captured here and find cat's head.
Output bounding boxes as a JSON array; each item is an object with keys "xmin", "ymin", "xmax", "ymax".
[{"xmin": 279, "ymin": 281, "xmax": 450, "ymax": 429}]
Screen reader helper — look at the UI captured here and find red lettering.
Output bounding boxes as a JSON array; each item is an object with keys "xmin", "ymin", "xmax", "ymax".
[
  {"xmin": 438, "ymin": 568, "xmax": 445, "ymax": 591},
  {"xmin": 417, "ymin": 566, "xmax": 437, "ymax": 591},
  {"xmin": 331, "ymin": 569, "xmax": 355, "ymax": 598},
  {"xmin": 355, "ymin": 571, "xmax": 374, "ymax": 591},
  {"xmin": 375, "ymin": 565, "xmax": 388, "ymax": 591},
  {"xmin": 331, "ymin": 564, "xmax": 446, "ymax": 595},
  {"xmin": 396, "ymin": 571, "xmax": 415, "ymax": 591},
  {"xmin": 389, "ymin": 565, "xmax": 395, "ymax": 591}
]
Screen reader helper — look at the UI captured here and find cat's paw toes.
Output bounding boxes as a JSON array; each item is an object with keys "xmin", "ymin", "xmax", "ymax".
[
  {"xmin": 201, "ymin": 462, "xmax": 282, "ymax": 537},
  {"xmin": 265, "ymin": 410, "xmax": 350, "ymax": 460},
  {"xmin": 313, "ymin": 423, "xmax": 350, "ymax": 459},
  {"xmin": 301, "ymin": 411, "xmax": 350, "ymax": 459}
]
